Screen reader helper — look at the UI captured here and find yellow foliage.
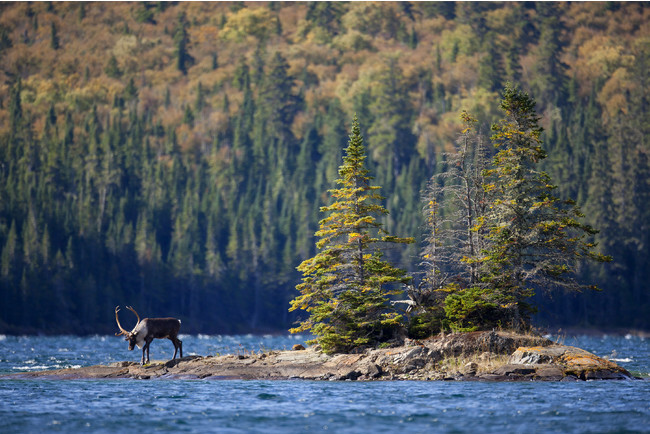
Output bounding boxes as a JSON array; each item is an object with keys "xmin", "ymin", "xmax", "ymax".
[
  {"xmin": 332, "ymin": 29, "xmax": 374, "ymax": 52},
  {"xmin": 598, "ymin": 67, "xmax": 634, "ymax": 121},
  {"xmin": 439, "ymin": 24, "xmax": 477, "ymax": 60},
  {"xmin": 221, "ymin": 7, "xmax": 277, "ymax": 43},
  {"xmin": 575, "ymin": 35, "xmax": 633, "ymax": 89},
  {"xmin": 113, "ymin": 35, "xmax": 138, "ymax": 59}
]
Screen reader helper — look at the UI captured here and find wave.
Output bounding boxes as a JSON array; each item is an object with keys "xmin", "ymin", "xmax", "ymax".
[
  {"xmin": 610, "ymin": 358, "xmax": 633, "ymax": 363},
  {"xmin": 12, "ymin": 364, "xmax": 82, "ymax": 371}
]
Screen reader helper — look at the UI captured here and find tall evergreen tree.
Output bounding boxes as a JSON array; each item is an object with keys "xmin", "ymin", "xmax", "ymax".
[
  {"xmin": 173, "ymin": 12, "xmax": 193, "ymax": 75},
  {"xmin": 530, "ymin": 5, "xmax": 568, "ymax": 108},
  {"xmin": 481, "ymin": 84, "xmax": 611, "ymax": 328},
  {"xmin": 478, "ymin": 38, "xmax": 505, "ymax": 92},
  {"xmin": 50, "ymin": 22, "xmax": 60, "ymax": 50},
  {"xmin": 289, "ymin": 116, "xmax": 414, "ymax": 353}
]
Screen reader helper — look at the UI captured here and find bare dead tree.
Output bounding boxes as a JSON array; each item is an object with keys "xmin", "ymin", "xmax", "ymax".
[{"xmin": 404, "ymin": 111, "xmax": 491, "ymax": 312}]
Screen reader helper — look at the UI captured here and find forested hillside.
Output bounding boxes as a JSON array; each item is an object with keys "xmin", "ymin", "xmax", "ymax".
[{"xmin": 0, "ymin": 2, "xmax": 648, "ymax": 334}]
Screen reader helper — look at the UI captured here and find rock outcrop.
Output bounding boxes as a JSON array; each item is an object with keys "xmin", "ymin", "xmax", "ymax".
[
  {"xmin": 498, "ymin": 345, "xmax": 632, "ymax": 380},
  {"xmin": 3, "ymin": 331, "xmax": 634, "ymax": 381}
]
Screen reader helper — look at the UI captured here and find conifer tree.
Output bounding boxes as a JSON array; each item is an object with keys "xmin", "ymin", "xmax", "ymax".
[
  {"xmin": 481, "ymin": 83, "xmax": 611, "ymax": 328},
  {"xmin": 50, "ymin": 22, "xmax": 60, "ymax": 50},
  {"xmin": 289, "ymin": 116, "xmax": 414, "ymax": 353},
  {"xmin": 530, "ymin": 6, "xmax": 568, "ymax": 108},
  {"xmin": 478, "ymin": 39, "xmax": 504, "ymax": 92},
  {"xmin": 173, "ymin": 12, "xmax": 193, "ymax": 75}
]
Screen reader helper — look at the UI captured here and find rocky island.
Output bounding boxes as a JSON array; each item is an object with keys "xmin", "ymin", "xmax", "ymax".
[{"xmin": 4, "ymin": 331, "xmax": 633, "ymax": 382}]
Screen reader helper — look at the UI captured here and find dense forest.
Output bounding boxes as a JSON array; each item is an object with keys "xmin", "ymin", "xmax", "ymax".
[{"xmin": 0, "ymin": 2, "xmax": 648, "ymax": 334}]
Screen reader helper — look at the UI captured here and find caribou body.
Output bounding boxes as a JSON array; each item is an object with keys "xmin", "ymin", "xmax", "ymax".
[{"xmin": 115, "ymin": 306, "xmax": 183, "ymax": 365}]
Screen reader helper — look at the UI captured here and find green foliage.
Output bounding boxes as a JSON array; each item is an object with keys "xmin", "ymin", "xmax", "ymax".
[
  {"xmin": 134, "ymin": 4, "xmax": 156, "ymax": 25},
  {"xmin": 309, "ymin": 287, "xmax": 404, "ymax": 354},
  {"xmin": 443, "ymin": 285, "xmax": 503, "ymax": 332},
  {"xmin": 173, "ymin": 12, "xmax": 193, "ymax": 75},
  {"xmin": 407, "ymin": 307, "xmax": 447, "ymax": 339},
  {"xmin": 290, "ymin": 117, "xmax": 413, "ymax": 353},
  {"xmin": 0, "ymin": 25, "xmax": 12, "ymax": 52},
  {"xmin": 530, "ymin": 6, "xmax": 568, "ymax": 108},
  {"xmin": 411, "ymin": 84, "xmax": 612, "ymax": 334},
  {"xmin": 481, "ymin": 83, "xmax": 611, "ymax": 328},
  {"xmin": 104, "ymin": 55, "xmax": 121, "ymax": 79},
  {"xmin": 478, "ymin": 39, "xmax": 505, "ymax": 92}
]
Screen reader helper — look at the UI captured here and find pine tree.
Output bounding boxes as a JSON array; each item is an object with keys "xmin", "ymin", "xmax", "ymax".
[
  {"xmin": 255, "ymin": 52, "xmax": 301, "ymax": 146},
  {"xmin": 481, "ymin": 83, "xmax": 611, "ymax": 328},
  {"xmin": 9, "ymin": 79, "xmax": 22, "ymax": 134},
  {"xmin": 289, "ymin": 116, "xmax": 414, "ymax": 353},
  {"xmin": 173, "ymin": 12, "xmax": 193, "ymax": 75},
  {"xmin": 50, "ymin": 22, "xmax": 60, "ymax": 50},
  {"xmin": 0, "ymin": 25, "xmax": 13, "ymax": 53},
  {"xmin": 530, "ymin": 6, "xmax": 568, "ymax": 108},
  {"xmin": 478, "ymin": 38, "xmax": 504, "ymax": 92}
]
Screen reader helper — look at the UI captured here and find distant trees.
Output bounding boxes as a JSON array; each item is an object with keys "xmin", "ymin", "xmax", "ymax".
[
  {"xmin": 0, "ymin": 2, "xmax": 647, "ymax": 335},
  {"xmin": 530, "ymin": 3, "xmax": 568, "ymax": 108},
  {"xmin": 290, "ymin": 117, "xmax": 414, "ymax": 353}
]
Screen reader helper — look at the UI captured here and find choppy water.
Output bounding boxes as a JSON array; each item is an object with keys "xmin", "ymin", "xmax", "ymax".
[{"xmin": 1, "ymin": 334, "xmax": 649, "ymax": 433}]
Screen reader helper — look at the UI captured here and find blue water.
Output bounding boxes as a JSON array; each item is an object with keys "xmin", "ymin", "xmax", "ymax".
[{"xmin": 1, "ymin": 334, "xmax": 649, "ymax": 433}]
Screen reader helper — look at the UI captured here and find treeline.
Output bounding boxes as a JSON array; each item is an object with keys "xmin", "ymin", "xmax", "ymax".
[{"xmin": 0, "ymin": 2, "xmax": 648, "ymax": 334}]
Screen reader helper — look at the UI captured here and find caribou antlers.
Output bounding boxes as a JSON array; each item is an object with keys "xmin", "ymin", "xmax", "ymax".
[
  {"xmin": 114, "ymin": 305, "xmax": 140, "ymax": 337},
  {"xmin": 114, "ymin": 306, "xmax": 129, "ymax": 337}
]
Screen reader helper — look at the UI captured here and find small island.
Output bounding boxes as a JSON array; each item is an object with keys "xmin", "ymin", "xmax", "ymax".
[{"xmin": 4, "ymin": 331, "xmax": 632, "ymax": 382}]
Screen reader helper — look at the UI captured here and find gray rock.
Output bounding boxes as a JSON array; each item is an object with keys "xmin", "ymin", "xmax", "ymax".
[
  {"xmin": 584, "ymin": 370, "xmax": 629, "ymax": 380},
  {"xmin": 462, "ymin": 361, "xmax": 478, "ymax": 376},
  {"xmin": 532, "ymin": 365, "xmax": 564, "ymax": 381},
  {"xmin": 560, "ymin": 375, "xmax": 579, "ymax": 382},
  {"xmin": 493, "ymin": 364, "xmax": 537, "ymax": 376},
  {"xmin": 360, "ymin": 363, "xmax": 382, "ymax": 379}
]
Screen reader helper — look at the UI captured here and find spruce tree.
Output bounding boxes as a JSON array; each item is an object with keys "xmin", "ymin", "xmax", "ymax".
[
  {"xmin": 289, "ymin": 116, "xmax": 414, "ymax": 353},
  {"xmin": 173, "ymin": 12, "xmax": 193, "ymax": 75},
  {"xmin": 50, "ymin": 22, "xmax": 60, "ymax": 50},
  {"xmin": 478, "ymin": 39, "xmax": 504, "ymax": 92},
  {"xmin": 481, "ymin": 83, "xmax": 611, "ymax": 328}
]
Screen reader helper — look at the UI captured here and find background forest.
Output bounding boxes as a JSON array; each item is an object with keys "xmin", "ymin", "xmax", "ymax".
[{"xmin": 0, "ymin": 2, "xmax": 648, "ymax": 334}]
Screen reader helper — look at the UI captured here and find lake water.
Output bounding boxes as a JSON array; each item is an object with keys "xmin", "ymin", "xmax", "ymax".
[{"xmin": 1, "ymin": 334, "xmax": 648, "ymax": 433}]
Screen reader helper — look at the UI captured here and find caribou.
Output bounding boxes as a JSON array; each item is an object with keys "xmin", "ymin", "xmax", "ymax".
[{"xmin": 115, "ymin": 306, "xmax": 183, "ymax": 365}]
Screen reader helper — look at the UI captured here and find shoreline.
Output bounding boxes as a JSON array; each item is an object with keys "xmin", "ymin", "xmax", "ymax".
[
  {"xmin": 1, "ymin": 331, "xmax": 635, "ymax": 382},
  {"xmin": 1, "ymin": 327, "xmax": 648, "ymax": 339}
]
